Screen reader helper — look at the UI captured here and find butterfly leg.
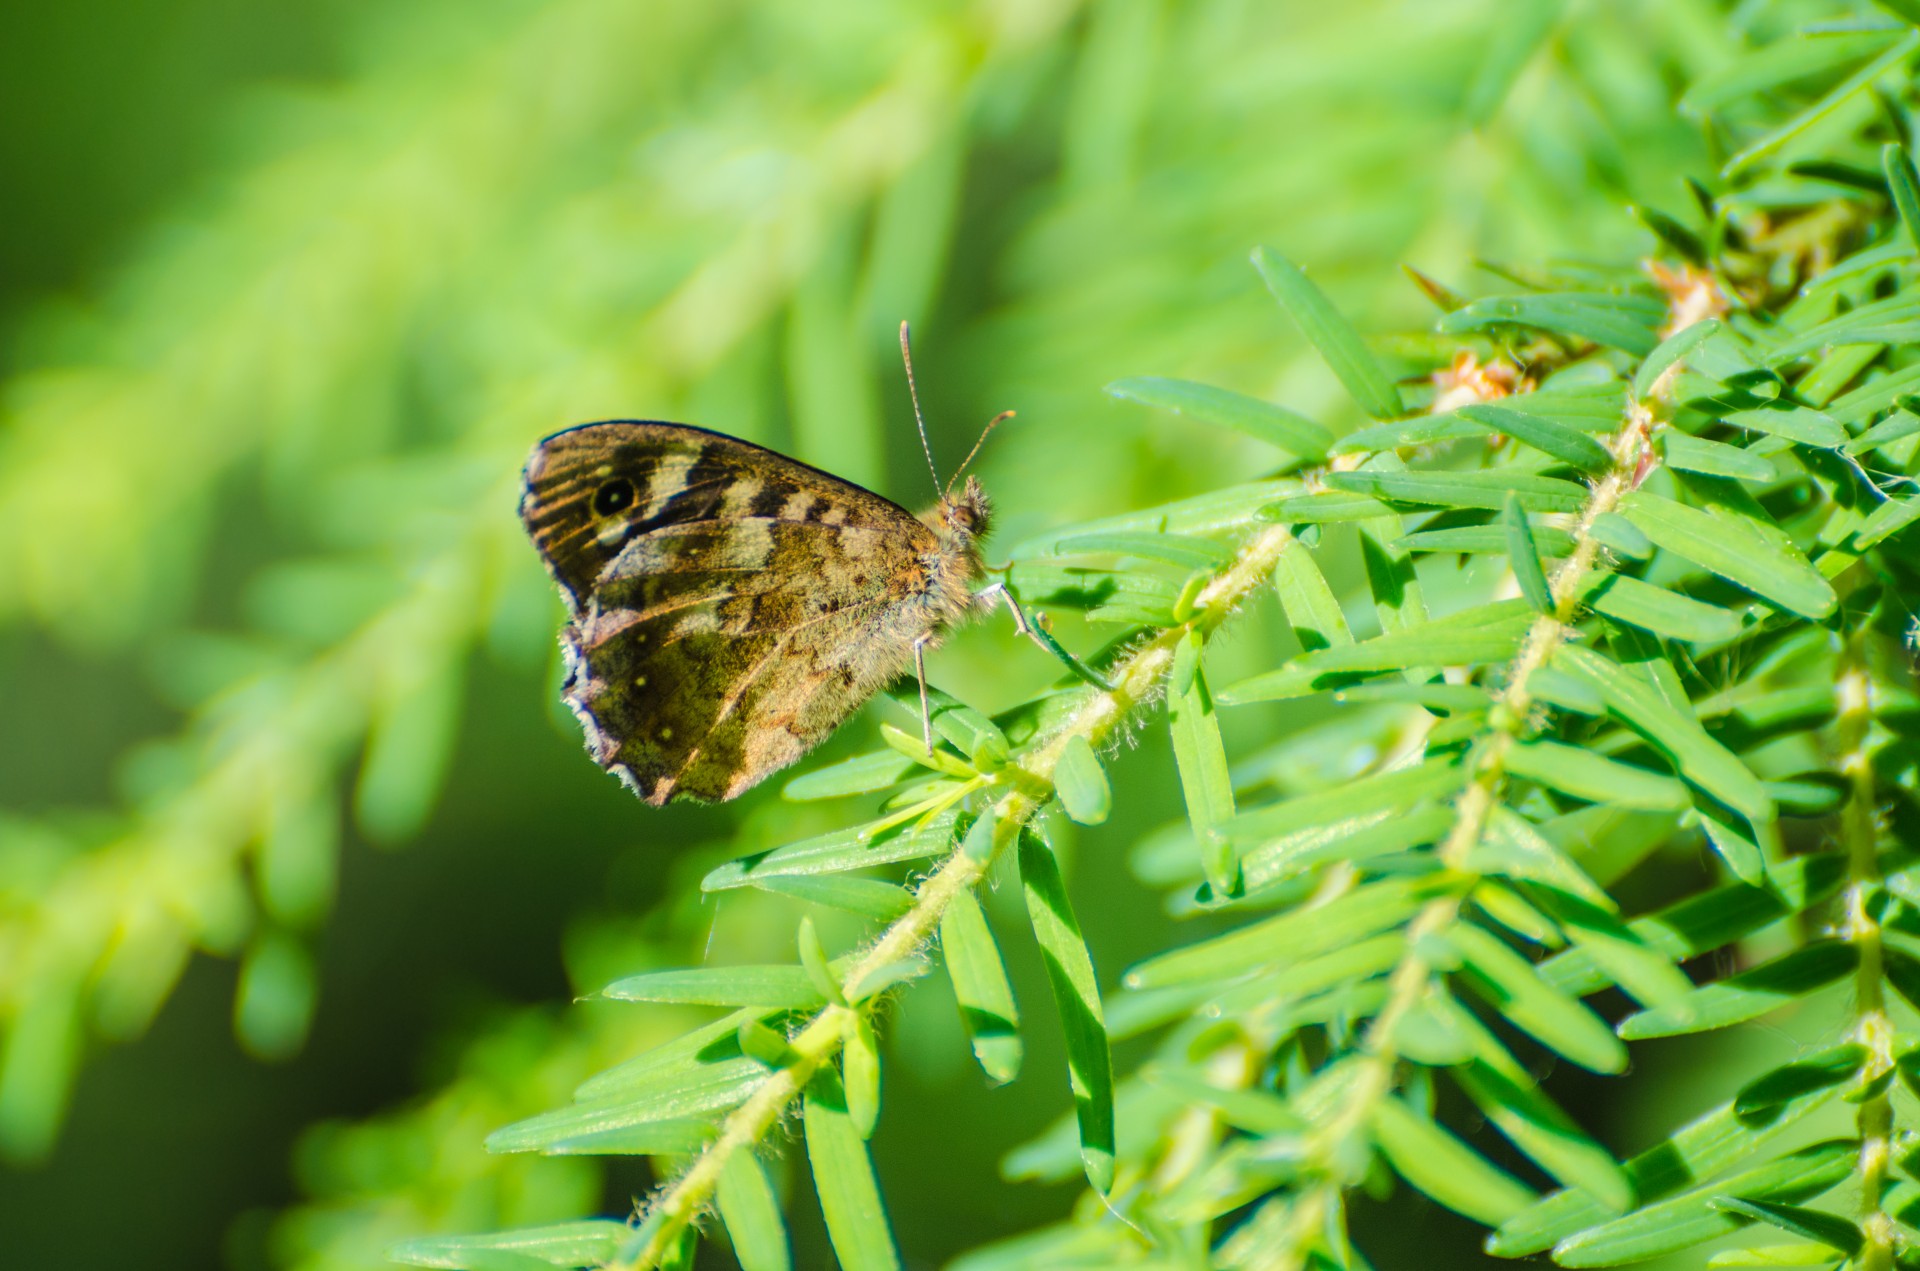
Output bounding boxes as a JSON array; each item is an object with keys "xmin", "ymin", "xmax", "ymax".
[
  {"xmin": 975, "ymin": 582, "xmax": 1116, "ymax": 691},
  {"xmin": 913, "ymin": 634, "xmax": 935, "ymax": 756}
]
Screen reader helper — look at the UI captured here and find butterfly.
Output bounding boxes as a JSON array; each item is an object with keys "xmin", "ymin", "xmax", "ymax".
[{"xmin": 519, "ymin": 325, "xmax": 1038, "ymax": 805}]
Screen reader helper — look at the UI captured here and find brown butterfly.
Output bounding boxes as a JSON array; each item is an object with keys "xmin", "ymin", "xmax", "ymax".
[{"xmin": 519, "ymin": 325, "xmax": 1030, "ymax": 805}]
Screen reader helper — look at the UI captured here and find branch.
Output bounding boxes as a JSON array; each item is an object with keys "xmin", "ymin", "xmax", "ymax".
[
  {"xmin": 617, "ymin": 523, "xmax": 1301, "ymax": 1267},
  {"xmin": 1839, "ymin": 626, "xmax": 1893, "ymax": 1271},
  {"xmin": 1261, "ymin": 401, "xmax": 1652, "ymax": 1267}
]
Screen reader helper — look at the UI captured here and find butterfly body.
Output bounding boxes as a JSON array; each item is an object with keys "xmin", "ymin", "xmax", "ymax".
[{"xmin": 520, "ymin": 420, "xmax": 989, "ymax": 804}]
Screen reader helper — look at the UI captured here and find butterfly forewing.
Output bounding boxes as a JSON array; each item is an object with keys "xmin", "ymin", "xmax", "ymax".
[{"xmin": 520, "ymin": 421, "xmax": 970, "ymax": 804}]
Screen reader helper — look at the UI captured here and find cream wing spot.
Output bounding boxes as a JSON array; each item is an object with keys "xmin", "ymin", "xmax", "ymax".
[
  {"xmin": 718, "ymin": 474, "xmax": 764, "ymax": 519},
  {"xmin": 640, "ymin": 450, "xmax": 698, "ymax": 519}
]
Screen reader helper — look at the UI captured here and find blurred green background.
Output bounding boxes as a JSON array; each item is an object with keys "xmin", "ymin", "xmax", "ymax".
[{"xmin": 0, "ymin": 0, "xmax": 1767, "ymax": 1266}]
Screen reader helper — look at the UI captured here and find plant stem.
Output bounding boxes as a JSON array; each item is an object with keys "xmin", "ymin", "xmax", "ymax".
[
  {"xmin": 1266, "ymin": 404, "xmax": 1648, "ymax": 1268},
  {"xmin": 1838, "ymin": 627, "xmax": 1893, "ymax": 1271},
  {"xmin": 616, "ymin": 524, "xmax": 1299, "ymax": 1267}
]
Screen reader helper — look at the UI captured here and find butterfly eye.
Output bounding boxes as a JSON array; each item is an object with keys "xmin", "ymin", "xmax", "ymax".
[{"xmin": 593, "ymin": 478, "xmax": 637, "ymax": 517}]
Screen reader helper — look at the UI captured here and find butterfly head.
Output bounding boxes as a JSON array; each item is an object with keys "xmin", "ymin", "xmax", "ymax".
[{"xmin": 931, "ymin": 474, "xmax": 991, "ymax": 548}]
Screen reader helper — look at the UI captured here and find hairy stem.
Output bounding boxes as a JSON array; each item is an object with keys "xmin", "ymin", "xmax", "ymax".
[
  {"xmin": 617, "ymin": 524, "xmax": 1299, "ymax": 1267},
  {"xmin": 1269, "ymin": 404, "xmax": 1649, "ymax": 1267},
  {"xmin": 1838, "ymin": 629, "xmax": 1892, "ymax": 1271}
]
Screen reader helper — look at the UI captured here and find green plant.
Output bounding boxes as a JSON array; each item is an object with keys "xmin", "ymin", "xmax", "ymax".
[
  {"xmin": 0, "ymin": 0, "xmax": 1709, "ymax": 1180},
  {"xmin": 385, "ymin": 8, "xmax": 1920, "ymax": 1271}
]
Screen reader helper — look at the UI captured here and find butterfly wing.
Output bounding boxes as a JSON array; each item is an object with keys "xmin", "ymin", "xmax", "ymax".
[{"xmin": 520, "ymin": 421, "xmax": 943, "ymax": 803}]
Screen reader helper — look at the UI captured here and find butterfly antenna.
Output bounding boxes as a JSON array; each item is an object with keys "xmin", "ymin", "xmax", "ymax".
[
  {"xmin": 946, "ymin": 409, "xmax": 1015, "ymax": 497},
  {"xmin": 899, "ymin": 321, "xmax": 942, "ymax": 497}
]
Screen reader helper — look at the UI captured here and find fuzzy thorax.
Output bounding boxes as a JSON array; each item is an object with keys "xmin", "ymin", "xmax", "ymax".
[{"xmin": 919, "ymin": 474, "xmax": 991, "ymax": 629}]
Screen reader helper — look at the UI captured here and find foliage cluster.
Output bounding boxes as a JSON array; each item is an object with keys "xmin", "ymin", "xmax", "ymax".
[
  {"xmin": 7, "ymin": 1, "xmax": 1918, "ymax": 1270},
  {"xmin": 391, "ymin": 8, "xmax": 1920, "ymax": 1270}
]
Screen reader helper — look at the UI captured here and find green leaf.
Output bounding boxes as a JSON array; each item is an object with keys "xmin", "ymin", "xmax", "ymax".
[
  {"xmin": 573, "ymin": 1010, "xmax": 775, "ymax": 1102},
  {"xmin": 1334, "ymin": 413, "xmax": 1493, "ymax": 454},
  {"xmin": 1588, "ymin": 511, "xmax": 1652, "ymax": 559},
  {"xmin": 1257, "ymin": 491, "xmax": 1399, "ymax": 524},
  {"xmin": 1332, "ymin": 681, "xmax": 1491, "ymax": 712},
  {"xmin": 389, "ymin": 1221, "xmax": 633, "ymax": 1270},
  {"xmin": 1721, "ymin": 405, "xmax": 1848, "ymax": 449},
  {"xmin": 1127, "ymin": 874, "xmax": 1448, "ymax": 989},
  {"xmin": 1709, "ymin": 1198, "xmax": 1862, "ymax": 1257},
  {"xmin": 1453, "ymin": 1060, "xmax": 1631, "ymax": 1209},
  {"xmin": 1619, "ymin": 489, "xmax": 1836, "ymax": 619},
  {"xmin": 1053, "ymin": 736, "xmax": 1111, "ymax": 826},
  {"xmin": 1438, "ymin": 292, "xmax": 1663, "ymax": 356},
  {"xmin": 1252, "ymin": 246, "xmax": 1404, "ymax": 419},
  {"xmin": 1631, "ymin": 203, "xmax": 1707, "ymax": 267},
  {"xmin": 940, "ymin": 887, "xmax": 1022, "ymax": 1084},
  {"xmin": 1105, "ymin": 376, "xmax": 1332, "ymax": 460},
  {"xmin": 488, "ymin": 1081, "xmax": 742, "ymax": 1154},
  {"xmin": 1478, "ymin": 807, "xmax": 1616, "ymax": 907},
  {"xmin": 1843, "ymin": 407, "xmax": 1920, "ymax": 456},
  {"xmin": 1706, "ymin": 1241, "xmax": 1861, "ymax": 1267},
  {"xmin": 1018, "ymin": 827, "xmax": 1115, "ymax": 1193},
  {"xmin": 1733, "ymin": 1045, "xmax": 1869, "ymax": 1122},
  {"xmin": 1540, "ymin": 854, "xmax": 1848, "ymax": 998},
  {"xmin": 1635, "ymin": 319, "xmax": 1724, "ymax": 399},
  {"xmin": 1855, "ymin": 493, "xmax": 1920, "ymax": 549},
  {"xmin": 1139, "ymin": 1064, "xmax": 1302, "ymax": 1135},
  {"xmin": 1045, "ymin": 530, "xmax": 1234, "ymax": 570},
  {"xmin": 1239, "ymin": 803, "xmax": 1455, "ymax": 895},
  {"xmin": 717, "ymin": 1151, "xmax": 792, "ymax": 1271},
  {"xmin": 1371, "ymin": 1094, "xmax": 1537, "ymax": 1225},
  {"xmin": 783, "ymin": 751, "xmax": 922, "ymax": 802},
  {"xmin": 804, "ymin": 1066, "xmax": 902, "ymax": 1271},
  {"xmin": 1219, "ymin": 609, "xmax": 1534, "ymax": 703},
  {"xmin": 702, "ymin": 810, "xmax": 960, "ymax": 891},
  {"xmin": 534, "ymin": 1118, "xmax": 716, "ymax": 1156},
  {"xmin": 1682, "ymin": 29, "xmax": 1900, "ymax": 113},
  {"xmin": 1462, "ymin": 403, "xmax": 1614, "ymax": 474},
  {"xmin": 1168, "ymin": 630, "xmax": 1240, "ymax": 897},
  {"xmin": 1721, "ymin": 29, "xmax": 1920, "ymax": 174},
  {"xmin": 1450, "ymin": 921, "xmax": 1626, "ymax": 1073},
  {"xmin": 1527, "ymin": 885, "xmax": 1695, "ymax": 1010},
  {"xmin": 1881, "ymin": 946, "xmax": 1920, "ymax": 1013},
  {"xmin": 1271, "ymin": 537, "xmax": 1352, "ymax": 652},
  {"xmin": 1504, "ymin": 740, "xmax": 1688, "ymax": 811},
  {"xmin": 1551, "ymin": 646, "xmax": 1773, "ymax": 825},
  {"xmin": 1662, "ymin": 431, "xmax": 1776, "ymax": 483},
  {"xmin": 1327, "ymin": 468, "xmax": 1591, "ymax": 513},
  {"xmin": 1581, "ymin": 574, "xmax": 1745, "ymax": 644},
  {"xmin": 1490, "ymin": 1076, "xmax": 1846, "ymax": 1256},
  {"xmin": 601, "ymin": 966, "xmax": 827, "ymax": 1009},
  {"xmin": 1551, "ymin": 1140, "xmax": 1858, "ymax": 1266},
  {"xmin": 844, "ymin": 1014, "xmax": 881, "ymax": 1140},
  {"xmin": 1698, "ymin": 802, "xmax": 1767, "ymax": 886},
  {"xmin": 1006, "ymin": 480, "xmax": 1296, "ymax": 556},
  {"xmin": 1222, "ymin": 755, "xmax": 1468, "ymax": 842},
  {"xmin": 732, "ymin": 1019, "xmax": 788, "ymax": 1071},
  {"xmin": 1619, "ymin": 941, "xmax": 1856, "ymax": 1039},
  {"xmin": 748, "ymin": 875, "xmax": 914, "ymax": 922},
  {"xmin": 1887, "ymin": 140, "xmax": 1920, "ymax": 252},
  {"xmin": 841, "ymin": 957, "xmax": 930, "ymax": 1005},
  {"xmin": 1526, "ymin": 666, "xmax": 1605, "ymax": 716},
  {"xmin": 885, "ymin": 683, "xmax": 1009, "ymax": 770},
  {"xmin": 1221, "ymin": 932, "xmax": 1409, "ymax": 1008},
  {"xmin": 798, "ymin": 918, "xmax": 844, "ymax": 1006},
  {"xmin": 1396, "ymin": 523, "xmax": 1578, "ymax": 556},
  {"xmin": 1504, "ymin": 493, "xmax": 1556, "ymax": 613}
]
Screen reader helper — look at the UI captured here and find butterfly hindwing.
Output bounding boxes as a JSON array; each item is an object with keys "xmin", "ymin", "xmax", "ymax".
[{"xmin": 520, "ymin": 421, "xmax": 951, "ymax": 803}]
